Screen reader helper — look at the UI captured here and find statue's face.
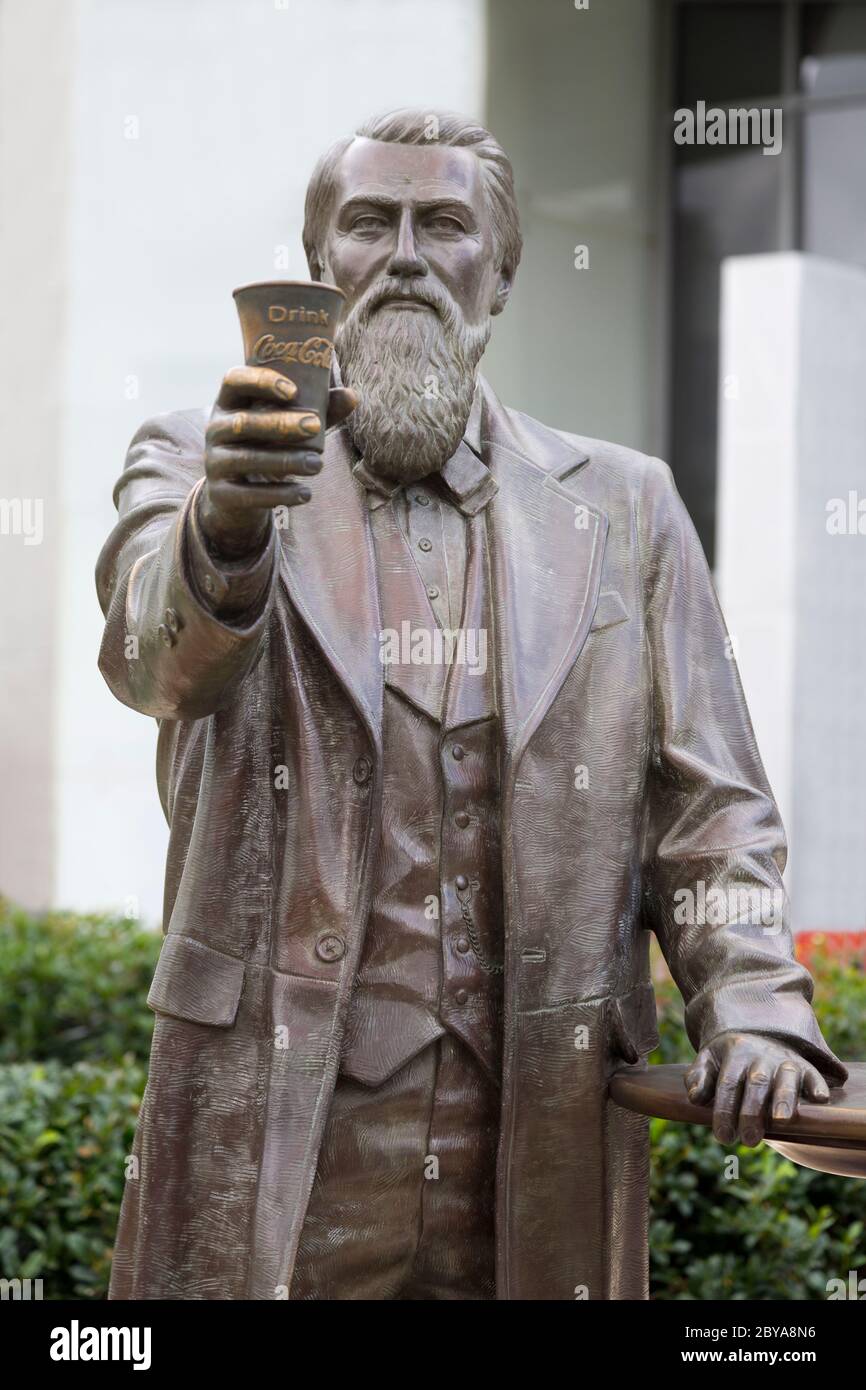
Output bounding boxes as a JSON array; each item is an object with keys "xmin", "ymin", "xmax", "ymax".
[
  {"xmin": 322, "ymin": 136, "xmax": 508, "ymax": 325},
  {"xmin": 321, "ymin": 137, "xmax": 510, "ymax": 481}
]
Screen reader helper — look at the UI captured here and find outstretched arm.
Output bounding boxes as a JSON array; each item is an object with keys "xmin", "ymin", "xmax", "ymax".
[{"xmin": 95, "ymin": 368, "xmax": 355, "ymax": 721}]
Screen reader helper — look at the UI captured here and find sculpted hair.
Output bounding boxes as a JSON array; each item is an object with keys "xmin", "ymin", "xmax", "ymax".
[{"xmin": 303, "ymin": 108, "xmax": 523, "ymax": 284}]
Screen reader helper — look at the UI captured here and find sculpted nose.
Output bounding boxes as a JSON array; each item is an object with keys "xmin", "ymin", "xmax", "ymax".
[{"xmin": 387, "ymin": 210, "xmax": 427, "ymax": 279}]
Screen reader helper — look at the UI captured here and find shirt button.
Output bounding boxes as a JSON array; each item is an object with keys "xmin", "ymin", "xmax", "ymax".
[
  {"xmin": 455, "ymin": 811, "xmax": 470, "ymax": 828},
  {"xmin": 415, "ymin": 494, "xmax": 430, "ymax": 506},
  {"xmin": 315, "ymin": 933, "xmax": 346, "ymax": 963},
  {"xmin": 455, "ymin": 988, "xmax": 469, "ymax": 1005},
  {"xmin": 427, "ymin": 585, "xmax": 440, "ymax": 600},
  {"xmin": 352, "ymin": 756, "xmax": 372, "ymax": 785},
  {"xmin": 455, "ymin": 874, "xmax": 469, "ymax": 891},
  {"xmin": 456, "ymin": 937, "xmax": 470, "ymax": 954},
  {"xmin": 451, "ymin": 744, "xmax": 465, "ymax": 761},
  {"xmin": 418, "ymin": 537, "xmax": 433, "ymax": 553}
]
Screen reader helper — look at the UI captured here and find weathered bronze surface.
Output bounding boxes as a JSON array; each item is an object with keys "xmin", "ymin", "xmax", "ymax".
[
  {"xmin": 96, "ymin": 108, "xmax": 853, "ymax": 1302},
  {"xmin": 611, "ymin": 1063, "xmax": 866, "ymax": 1179}
]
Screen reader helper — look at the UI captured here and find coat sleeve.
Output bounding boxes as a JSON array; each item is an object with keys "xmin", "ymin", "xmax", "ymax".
[
  {"xmin": 95, "ymin": 410, "xmax": 279, "ymax": 721},
  {"xmin": 638, "ymin": 456, "xmax": 847, "ymax": 1083}
]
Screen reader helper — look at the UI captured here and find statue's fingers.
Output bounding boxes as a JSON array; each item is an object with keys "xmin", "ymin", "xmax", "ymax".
[
  {"xmin": 738, "ymin": 1064, "xmax": 773, "ymax": 1146},
  {"xmin": 207, "ymin": 410, "xmax": 321, "ymax": 448},
  {"xmin": 769, "ymin": 1061, "xmax": 801, "ymax": 1123},
  {"xmin": 802, "ymin": 1067, "xmax": 831, "ymax": 1103},
  {"xmin": 216, "ymin": 366, "xmax": 298, "ymax": 410},
  {"xmin": 712, "ymin": 1060, "xmax": 747, "ymax": 1144},
  {"xmin": 325, "ymin": 385, "xmax": 358, "ymax": 428},
  {"xmin": 685, "ymin": 1050, "xmax": 718, "ymax": 1106}
]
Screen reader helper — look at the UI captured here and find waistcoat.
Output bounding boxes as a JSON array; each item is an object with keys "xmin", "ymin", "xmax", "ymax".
[{"xmin": 340, "ymin": 474, "xmax": 504, "ymax": 1086}]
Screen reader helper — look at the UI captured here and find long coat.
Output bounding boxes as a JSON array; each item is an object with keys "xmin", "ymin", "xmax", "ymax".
[{"xmin": 97, "ymin": 376, "xmax": 844, "ymax": 1300}]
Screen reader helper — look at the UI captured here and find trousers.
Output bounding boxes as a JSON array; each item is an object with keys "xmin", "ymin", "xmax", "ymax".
[{"xmin": 289, "ymin": 1034, "xmax": 500, "ymax": 1299}]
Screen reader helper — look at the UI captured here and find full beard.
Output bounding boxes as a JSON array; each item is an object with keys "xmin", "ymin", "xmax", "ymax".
[{"xmin": 334, "ymin": 281, "xmax": 492, "ymax": 483}]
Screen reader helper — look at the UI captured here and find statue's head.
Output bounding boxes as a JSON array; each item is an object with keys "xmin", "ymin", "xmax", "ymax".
[{"xmin": 303, "ymin": 109, "xmax": 522, "ymax": 481}]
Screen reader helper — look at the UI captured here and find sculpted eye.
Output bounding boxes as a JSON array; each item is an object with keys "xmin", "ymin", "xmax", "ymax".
[
  {"xmin": 428, "ymin": 215, "xmax": 464, "ymax": 233},
  {"xmin": 351, "ymin": 215, "xmax": 388, "ymax": 234}
]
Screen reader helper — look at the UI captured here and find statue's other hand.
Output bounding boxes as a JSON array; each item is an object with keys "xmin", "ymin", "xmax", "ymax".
[
  {"xmin": 684, "ymin": 1032, "xmax": 831, "ymax": 1147},
  {"xmin": 200, "ymin": 365, "xmax": 357, "ymax": 558}
]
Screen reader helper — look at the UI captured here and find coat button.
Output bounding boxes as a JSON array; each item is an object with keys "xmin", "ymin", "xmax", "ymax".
[
  {"xmin": 455, "ymin": 874, "xmax": 469, "ymax": 891},
  {"xmin": 454, "ymin": 811, "xmax": 470, "ymax": 828},
  {"xmin": 427, "ymin": 585, "xmax": 440, "ymax": 600},
  {"xmin": 418, "ymin": 537, "xmax": 432, "ymax": 552},
  {"xmin": 352, "ymin": 756, "xmax": 372, "ymax": 785},
  {"xmin": 456, "ymin": 937, "xmax": 470, "ymax": 954},
  {"xmin": 203, "ymin": 574, "xmax": 216, "ymax": 595},
  {"xmin": 455, "ymin": 988, "xmax": 468, "ymax": 1005},
  {"xmin": 165, "ymin": 607, "xmax": 182, "ymax": 633},
  {"xmin": 451, "ymin": 744, "xmax": 465, "ymax": 761},
  {"xmin": 157, "ymin": 624, "xmax": 175, "ymax": 648},
  {"xmin": 315, "ymin": 933, "xmax": 346, "ymax": 963}
]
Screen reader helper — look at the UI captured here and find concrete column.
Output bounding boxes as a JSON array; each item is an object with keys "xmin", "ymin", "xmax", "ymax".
[{"xmin": 717, "ymin": 252, "xmax": 866, "ymax": 930}]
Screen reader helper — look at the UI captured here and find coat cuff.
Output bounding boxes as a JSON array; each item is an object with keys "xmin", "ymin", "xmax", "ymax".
[
  {"xmin": 692, "ymin": 984, "xmax": 849, "ymax": 1086},
  {"xmin": 185, "ymin": 478, "xmax": 277, "ymax": 621}
]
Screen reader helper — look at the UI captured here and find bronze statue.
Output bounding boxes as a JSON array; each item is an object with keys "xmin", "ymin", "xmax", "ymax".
[{"xmin": 96, "ymin": 109, "xmax": 847, "ymax": 1301}]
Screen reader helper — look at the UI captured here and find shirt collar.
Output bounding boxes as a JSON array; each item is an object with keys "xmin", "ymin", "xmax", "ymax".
[{"xmin": 351, "ymin": 381, "xmax": 497, "ymax": 517}]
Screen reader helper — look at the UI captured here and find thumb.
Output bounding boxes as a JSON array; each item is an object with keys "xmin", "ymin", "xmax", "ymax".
[
  {"xmin": 802, "ymin": 1067, "xmax": 831, "ymax": 1102},
  {"xmin": 685, "ymin": 1049, "xmax": 718, "ymax": 1106}
]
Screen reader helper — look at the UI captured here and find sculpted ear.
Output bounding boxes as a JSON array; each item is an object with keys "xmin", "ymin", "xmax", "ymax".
[{"xmin": 490, "ymin": 265, "xmax": 513, "ymax": 318}]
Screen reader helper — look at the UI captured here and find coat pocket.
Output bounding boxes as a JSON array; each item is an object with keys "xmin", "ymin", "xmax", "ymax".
[
  {"xmin": 608, "ymin": 982, "xmax": 660, "ymax": 1065},
  {"xmin": 590, "ymin": 588, "xmax": 629, "ymax": 632},
  {"xmin": 147, "ymin": 933, "xmax": 245, "ymax": 1027}
]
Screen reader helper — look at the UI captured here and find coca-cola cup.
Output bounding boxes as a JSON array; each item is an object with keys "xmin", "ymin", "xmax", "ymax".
[{"xmin": 232, "ymin": 280, "xmax": 347, "ymax": 453}]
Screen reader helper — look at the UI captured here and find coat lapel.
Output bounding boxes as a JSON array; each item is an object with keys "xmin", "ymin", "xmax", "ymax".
[
  {"xmin": 278, "ymin": 426, "xmax": 383, "ymax": 754},
  {"xmin": 479, "ymin": 379, "xmax": 609, "ymax": 783}
]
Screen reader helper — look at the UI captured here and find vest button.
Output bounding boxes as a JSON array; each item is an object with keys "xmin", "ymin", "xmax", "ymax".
[
  {"xmin": 451, "ymin": 744, "xmax": 465, "ymax": 761},
  {"xmin": 456, "ymin": 937, "xmax": 470, "ymax": 953},
  {"xmin": 455, "ymin": 874, "xmax": 469, "ymax": 891},
  {"xmin": 315, "ymin": 933, "xmax": 346, "ymax": 963},
  {"xmin": 352, "ymin": 756, "xmax": 372, "ymax": 785},
  {"xmin": 454, "ymin": 811, "xmax": 470, "ymax": 828},
  {"xmin": 455, "ymin": 988, "xmax": 469, "ymax": 1005}
]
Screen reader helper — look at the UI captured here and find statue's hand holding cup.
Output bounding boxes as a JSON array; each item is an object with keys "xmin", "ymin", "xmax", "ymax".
[{"xmin": 200, "ymin": 281, "xmax": 355, "ymax": 558}]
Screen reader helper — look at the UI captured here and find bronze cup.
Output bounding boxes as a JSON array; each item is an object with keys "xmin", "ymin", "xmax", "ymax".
[{"xmin": 232, "ymin": 280, "xmax": 347, "ymax": 452}]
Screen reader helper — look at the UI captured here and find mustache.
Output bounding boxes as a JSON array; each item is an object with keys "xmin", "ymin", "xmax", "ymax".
[{"xmin": 341, "ymin": 277, "xmax": 462, "ymax": 333}]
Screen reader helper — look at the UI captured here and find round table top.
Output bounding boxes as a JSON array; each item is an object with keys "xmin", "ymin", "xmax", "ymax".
[{"xmin": 610, "ymin": 1062, "xmax": 866, "ymax": 1178}]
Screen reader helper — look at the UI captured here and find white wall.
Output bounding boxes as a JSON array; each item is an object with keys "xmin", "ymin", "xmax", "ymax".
[
  {"xmin": 2, "ymin": 0, "xmax": 485, "ymax": 924},
  {"xmin": 717, "ymin": 253, "xmax": 866, "ymax": 931}
]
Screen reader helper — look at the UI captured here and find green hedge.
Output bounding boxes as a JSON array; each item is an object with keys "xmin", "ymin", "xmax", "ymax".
[
  {"xmin": 1, "ymin": 902, "xmax": 864, "ymax": 1299},
  {"xmin": 0, "ymin": 901, "xmax": 158, "ymax": 1065},
  {"xmin": 648, "ymin": 954, "xmax": 866, "ymax": 1299},
  {"xmin": 0, "ymin": 1059, "xmax": 145, "ymax": 1299}
]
